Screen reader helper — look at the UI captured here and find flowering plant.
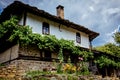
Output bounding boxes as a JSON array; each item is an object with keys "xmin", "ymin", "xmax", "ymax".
[
  {"xmin": 78, "ymin": 57, "xmax": 83, "ymax": 61},
  {"xmin": 63, "ymin": 64, "xmax": 76, "ymax": 74}
]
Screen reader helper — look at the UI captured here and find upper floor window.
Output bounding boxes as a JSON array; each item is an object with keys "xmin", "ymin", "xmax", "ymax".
[
  {"xmin": 76, "ymin": 32, "xmax": 81, "ymax": 44},
  {"xmin": 42, "ymin": 22, "xmax": 49, "ymax": 35}
]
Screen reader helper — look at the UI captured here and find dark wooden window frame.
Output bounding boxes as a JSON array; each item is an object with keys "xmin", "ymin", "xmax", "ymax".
[
  {"xmin": 76, "ymin": 32, "xmax": 81, "ymax": 44},
  {"xmin": 42, "ymin": 22, "xmax": 50, "ymax": 35}
]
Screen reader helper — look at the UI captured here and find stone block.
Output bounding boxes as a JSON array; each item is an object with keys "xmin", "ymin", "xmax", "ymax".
[
  {"xmin": 0, "ymin": 74, "xmax": 6, "ymax": 78},
  {"xmin": 0, "ymin": 70, "xmax": 2, "ymax": 73},
  {"xmin": 2, "ymin": 68, "xmax": 6, "ymax": 71},
  {"xmin": 4, "ymin": 72, "xmax": 9, "ymax": 75},
  {"xmin": 7, "ymin": 74, "xmax": 15, "ymax": 78},
  {"xmin": 7, "ymin": 69, "xmax": 12, "ymax": 73},
  {"xmin": 12, "ymin": 70, "xmax": 16, "ymax": 73}
]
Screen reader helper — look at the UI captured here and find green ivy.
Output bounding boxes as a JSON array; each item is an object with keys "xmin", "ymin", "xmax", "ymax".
[{"xmin": 0, "ymin": 17, "xmax": 93, "ymax": 62}]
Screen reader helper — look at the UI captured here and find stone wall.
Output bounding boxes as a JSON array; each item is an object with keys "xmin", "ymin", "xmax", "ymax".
[
  {"xmin": 16, "ymin": 59, "xmax": 58, "ymax": 72},
  {"xmin": 0, "ymin": 60, "xmax": 119, "ymax": 80},
  {"xmin": 0, "ymin": 63, "xmax": 18, "ymax": 79},
  {"xmin": 0, "ymin": 59, "xmax": 58, "ymax": 79}
]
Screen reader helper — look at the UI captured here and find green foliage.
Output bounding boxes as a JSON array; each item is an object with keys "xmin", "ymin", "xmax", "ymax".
[
  {"xmin": 0, "ymin": 63, "xmax": 4, "ymax": 67},
  {"xmin": 79, "ymin": 51, "xmax": 93, "ymax": 61},
  {"xmin": 81, "ymin": 63, "xmax": 90, "ymax": 75},
  {"xmin": 77, "ymin": 62, "xmax": 90, "ymax": 75},
  {"xmin": 9, "ymin": 25, "xmax": 32, "ymax": 45},
  {"xmin": 113, "ymin": 32, "xmax": 120, "ymax": 45},
  {"xmin": 95, "ymin": 43, "xmax": 120, "ymax": 57},
  {"xmin": 59, "ymin": 39, "xmax": 74, "ymax": 52},
  {"xmin": 0, "ymin": 78, "xmax": 8, "ymax": 80},
  {"xmin": 0, "ymin": 17, "xmax": 93, "ymax": 62},
  {"xmin": 95, "ymin": 43, "xmax": 120, "ymax": 68},
  {"xmin": 42, "ymin": 35, "xmax": 59, "ymax": 51},
  {"xmin": 67, "ymin": 75, "xmax": 78, "ymax": 80},
  {"xmin": 116, "ymin": 62, "xmax": 120, "ymax": 68},
  {"xmin": 58, "ymin": 47, "xmax": 63, "ymax": 62},
  {"xmin": 26, "ymin": 70, "xmax": 51, "ymax": 80},
  {"xmin": 0, "ymin": 16, "xmax": 18, "ymax": 38},
  {"xmin": 26, "ymin": 70, "xmax": 51, "ymax": 78},
  {"xmin": 26, "ymin": 70, "xmax": 42, "ymax": 78},
  {"xmin": 94, "ymin": 56, "xmax": 117, "ymax": 68}
]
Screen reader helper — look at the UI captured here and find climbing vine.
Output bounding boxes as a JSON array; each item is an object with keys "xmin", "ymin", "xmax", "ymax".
[{"xmin": 0, "ymin": 17, "xmax": 93, "ymax": 62}]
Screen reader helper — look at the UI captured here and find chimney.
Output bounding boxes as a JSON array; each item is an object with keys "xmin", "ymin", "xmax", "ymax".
[{"xmin": 56, "ymin": 5, "xmax": 64, "ymax": 19}]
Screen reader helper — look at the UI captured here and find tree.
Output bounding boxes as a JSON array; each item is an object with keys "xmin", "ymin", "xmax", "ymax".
[
  {"xmin": 114, "ymin": 32, "xmax": 120, "ymax": 46},
  {"xmin": 95, "ymin": 43, "xmax": 120, "ymax": 57},
  {"xmin": 94, "ymin": 32, "xmax": 120, "ymax": 76}
]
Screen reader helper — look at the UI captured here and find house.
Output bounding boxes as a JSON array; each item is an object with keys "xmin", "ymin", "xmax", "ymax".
[{"xmin": 0, "ymin": 1, "xmax": 99, "ymax": 72}]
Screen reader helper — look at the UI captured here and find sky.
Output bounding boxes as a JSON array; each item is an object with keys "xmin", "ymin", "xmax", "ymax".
[{"xmin": 0, "ymin": 0, "xmax": 120, "ymax": 47}]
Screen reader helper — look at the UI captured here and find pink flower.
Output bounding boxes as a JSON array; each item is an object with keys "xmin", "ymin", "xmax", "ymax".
[{"xmin": 78, "ymin": 57, "xmax": 83, "ymax": 61}]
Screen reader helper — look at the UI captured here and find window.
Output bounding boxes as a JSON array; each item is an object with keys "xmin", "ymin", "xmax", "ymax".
[
  {"xmin": 42, "ymin": 22, "xmax": 49, "ymax": 35},
  {"xmin": 76, "ymin": 32, "xmax": 81, "ymax": 43},
  {"xmin": 44, "ymin": 51, "xmax": 51, "ymax": 61}
]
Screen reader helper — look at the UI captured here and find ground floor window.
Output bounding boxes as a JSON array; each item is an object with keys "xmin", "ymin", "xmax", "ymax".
[{"xmin": 44, "ymin": 51, "xmax": 51, "ymax": 61}]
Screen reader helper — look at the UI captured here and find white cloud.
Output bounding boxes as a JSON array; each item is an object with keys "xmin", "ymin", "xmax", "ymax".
[
  {"xmin": 105, "ymin": 25, "xmax": 120, "ymax": 43},
  {"xmin": 89, "ymin": 6, "xmax": 95, "ymax": 11},
  {"xmin": 106, "ymin": 27, "xmax": 119, "ymax": 36},
  {"xmin": 81, "ymin": 14, "xmax": 88, "ymax": 20},
  {"xmin": 92, "ymin": 0, "xmax": 100, "ymax": 4}
]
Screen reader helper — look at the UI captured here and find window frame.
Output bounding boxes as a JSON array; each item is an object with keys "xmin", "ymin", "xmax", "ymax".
[
  {"xmin": 76, "ymin": 32, "xmax": 81, "ymax": 44},
  {"xmin": 42, "ymin": 22, "xmax": 50, "ymax": 35}
]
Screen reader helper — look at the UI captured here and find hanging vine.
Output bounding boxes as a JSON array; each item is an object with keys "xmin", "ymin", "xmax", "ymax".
[{"xmin": 0, "ymin": 17, "xmax": 111, "ymax": 66}]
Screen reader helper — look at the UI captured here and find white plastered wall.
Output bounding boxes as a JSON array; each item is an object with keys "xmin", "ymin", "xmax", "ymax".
[{"xmin": 20, "ymin": 13, "xmax": 90, "ymax": 48}]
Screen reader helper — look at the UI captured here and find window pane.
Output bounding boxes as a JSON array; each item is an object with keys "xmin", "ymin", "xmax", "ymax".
[
  {"xmin": 42, "ymin": 22, "xmax": 49, "ymax": 34},
  {"xmin": 76, "ymin": 33, "xmax": 81, "ymax": 43}
]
